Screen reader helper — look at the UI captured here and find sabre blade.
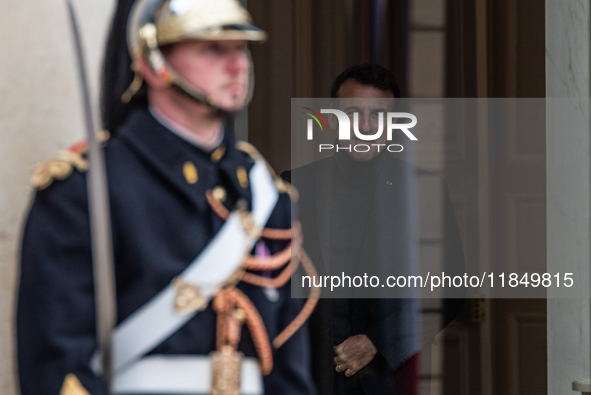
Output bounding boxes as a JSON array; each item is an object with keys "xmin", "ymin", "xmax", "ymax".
[{"xmin": 65, "ymin": 1, "xmax": 117, "ymax": 392}]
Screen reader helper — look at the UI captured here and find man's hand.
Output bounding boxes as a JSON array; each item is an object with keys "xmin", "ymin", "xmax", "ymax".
[{"xmin": 334, "ymin": 334, "xmax": 377, "ymax": 377}]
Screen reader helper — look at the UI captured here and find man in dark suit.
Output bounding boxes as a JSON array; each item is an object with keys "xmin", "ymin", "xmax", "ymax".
[{"xmin": 283, "ymin": 64, "xmax": 465, "ymax": 394}]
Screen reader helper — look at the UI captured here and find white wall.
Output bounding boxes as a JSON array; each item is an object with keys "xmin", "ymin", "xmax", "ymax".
[
  {"xmin": 0, "ymin": 1, "xmax": 114, "ymax": 392},
  {"xmin": 546, "ymin": 1, "xmax": 591, "ymax": 394}
]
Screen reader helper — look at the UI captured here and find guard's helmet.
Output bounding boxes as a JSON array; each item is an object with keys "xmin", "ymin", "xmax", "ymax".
[{"xmin": 122, "ymin": 0, "xmax": 266, "ymax": 111}]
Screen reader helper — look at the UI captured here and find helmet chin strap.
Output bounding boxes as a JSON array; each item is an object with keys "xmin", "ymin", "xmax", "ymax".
[{"xmin": 135, "ymin": 23, "xmax": 253, "ymax": 120}]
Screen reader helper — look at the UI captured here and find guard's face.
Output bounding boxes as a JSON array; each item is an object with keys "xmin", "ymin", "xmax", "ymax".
[
  {"xmin": 164, "ymin": 39, "xmax": 250, "ymax": 112},
  {"xmin": 336, "ymin": 80, "xmax": 395, "ymax": 161}
]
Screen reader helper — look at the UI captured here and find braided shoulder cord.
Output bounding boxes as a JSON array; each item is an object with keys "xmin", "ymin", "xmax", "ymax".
[{"xmin": 207, "ymin": 190, "xmax": 320, "ymax": 373}]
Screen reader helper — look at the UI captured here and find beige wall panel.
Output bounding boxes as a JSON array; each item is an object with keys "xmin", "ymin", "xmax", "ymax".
[
  {"xmin": 411, "ymin": 0, "xmax": 445, "ymax": 27},
  {"xmin": 0, "ymin": 1, "xmax": 114, "ymax": 393},
  {"xmin": 409, "ymin": 31, "xmax": 445, "ymax": 98}
]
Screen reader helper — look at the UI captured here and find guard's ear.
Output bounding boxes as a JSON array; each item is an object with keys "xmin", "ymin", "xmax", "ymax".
[
  {"xmin": 60, "ymin": 374, "xmax": 90, "ymax": 395},
  {"xmin": 137, "ymin": 56, "xmax": 169, "ymax": 90}
]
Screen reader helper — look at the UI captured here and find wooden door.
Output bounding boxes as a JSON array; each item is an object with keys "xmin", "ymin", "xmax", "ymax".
[{"xmin": 433, "ymin": 1, "xmax": 547, "ymax": 394}]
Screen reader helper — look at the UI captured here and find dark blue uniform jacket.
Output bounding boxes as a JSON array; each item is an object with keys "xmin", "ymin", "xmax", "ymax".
[{"xmin": 17, "ymin": 109, "xmax": 314, "ymax": 395}]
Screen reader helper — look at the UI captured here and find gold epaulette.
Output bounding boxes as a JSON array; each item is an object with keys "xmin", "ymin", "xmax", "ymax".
[
  {"xmin": 275, "ymin": 176, "xmax": 298, "ymax": 202},
  {"xmin": 236, "ymin": 140, "xmax": 262, "ymax": 161},
  {"xmin": 30, "ymin": 131, "xmax": 110, "ymax": 190},
  {"xmin": 236, "ymin": 141, "xmax": 298, "ymax": 201},
  {"xmin": 31, "ymin": 150, "xmax": 89, "ymax": 190},
  {"xmin": 59, "ymin": 374, "xmax": 90, "ymax": 395}
]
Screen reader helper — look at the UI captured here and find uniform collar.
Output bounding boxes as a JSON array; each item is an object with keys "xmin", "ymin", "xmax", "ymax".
[{"xmin": 148, "ymin": 104, "xmax": 224, "ymax": 151}]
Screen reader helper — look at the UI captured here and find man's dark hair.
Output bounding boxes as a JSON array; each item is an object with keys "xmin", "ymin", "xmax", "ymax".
[{"xmin": 330, "ymin": 63, "xmax": 401, "ymax": 99}]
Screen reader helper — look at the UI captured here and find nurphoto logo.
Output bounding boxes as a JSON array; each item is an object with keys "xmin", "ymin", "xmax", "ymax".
[{"xmin": 302, "ymin": 107, "xmax": 418, "ymax": 153}]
